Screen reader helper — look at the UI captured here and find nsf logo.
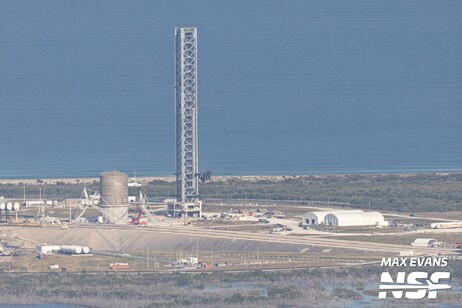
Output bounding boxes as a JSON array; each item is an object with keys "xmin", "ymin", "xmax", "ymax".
[
  {"xmin": 379, "ymin": 272, "xmax": 451, "ymax": 299},
  {"xmin": 378, "ymin": 257, "xmax": 452, "ymax": 299}
]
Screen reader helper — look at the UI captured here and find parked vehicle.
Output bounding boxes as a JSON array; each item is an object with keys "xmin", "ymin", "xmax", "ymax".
[{"xmin": 110, "ymin": 263, "xmax": 129, "ymax": 270}]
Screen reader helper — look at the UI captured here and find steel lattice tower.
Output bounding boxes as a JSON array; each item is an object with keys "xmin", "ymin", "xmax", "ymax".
[{"xmin": 175, "ymin": 27, "xmax": 198, "ymax": 203}]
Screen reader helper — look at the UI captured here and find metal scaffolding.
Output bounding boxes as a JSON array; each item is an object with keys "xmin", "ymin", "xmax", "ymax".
[{"xmin": 175, "ymin": 27, "xmax": 199, "ymax": 204}]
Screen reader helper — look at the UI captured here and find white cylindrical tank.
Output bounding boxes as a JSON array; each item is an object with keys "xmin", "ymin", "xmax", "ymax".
[
  {"xmin": 13, "ymin": 202, "xmax": 20, "ymax": 211},
  {"xmin": 60, "ymin": 245, "xmax": 83, "ymax": 254},
  {"xmin": 6, "ymin": 202, "xmax": 13, "ymax": 211},
  {"xmin": 82, "ymin": 247, "xmax": 90, "ymax": 254},
  {"xmin": 0, "ymin": 202, "xmax": 5, "ymax": 210}
]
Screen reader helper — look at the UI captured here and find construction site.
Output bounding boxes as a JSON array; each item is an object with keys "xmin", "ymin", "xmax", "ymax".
[
  {"xmin": 1, "ymin": 171, "xmax": 462, "ymax": 274},
  {"xmin": 1, "ymin": 27, "xmax": 461, "ymax": 275}
]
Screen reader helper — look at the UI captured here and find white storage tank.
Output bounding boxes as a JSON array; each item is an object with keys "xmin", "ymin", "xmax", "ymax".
[{"xmin": 60, "ymin": 245, "xmax": 83, "ymax": 254}]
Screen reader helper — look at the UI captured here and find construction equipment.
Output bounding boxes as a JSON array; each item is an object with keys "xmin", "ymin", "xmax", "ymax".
[
  {"xmin": 197, "ymin": 170, "xmax": 212, "ymax": 183},
  {"xmin": 139, "ymin": 191, "xmax": 156, "ymax": 223},
  {"xmin": 129, "ymin": 191, "xmax": 155, "ymax": 225},
  {"xmin": 73, "ymin": 187, "xmax": 129, "ymax": 224},
  {"xmin": 130, "ymin": 204, "xmax": 147, "ymax": 225},
  {"xmin": 73, "ymin": 187, "xmax": 100, "ymax": 222}
]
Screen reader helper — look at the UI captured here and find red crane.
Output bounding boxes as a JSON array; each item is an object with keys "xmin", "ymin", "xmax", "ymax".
[{"xmin": 130, "ymin": 205, "xmax": 144, "ymax": 225}]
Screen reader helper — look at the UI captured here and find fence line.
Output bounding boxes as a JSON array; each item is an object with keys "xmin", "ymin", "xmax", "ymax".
[{"xmin": 202, "ymin": 198, "xmax": 404, "ymax": 213}]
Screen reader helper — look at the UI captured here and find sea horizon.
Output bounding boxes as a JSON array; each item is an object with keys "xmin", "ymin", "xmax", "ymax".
[
  {"xmin": 1, "ymin": 1, "xmax": 461, "ymax": 182},
  {"xmin": 1, "ymin": 167, "xmax": 462, "ymax": 181}
]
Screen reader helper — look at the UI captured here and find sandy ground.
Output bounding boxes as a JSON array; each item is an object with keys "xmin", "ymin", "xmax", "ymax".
[{"xmin": 1, "ymin": 225, "xmax": 347, "ymax": 254}]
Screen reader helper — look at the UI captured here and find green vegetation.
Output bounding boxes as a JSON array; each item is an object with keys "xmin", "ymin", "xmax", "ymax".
[
  {"xmin": 0, "ymin": 262, "xmax": 460, "ymax": 307},
  {"xmin": 333, "ymin": 287, "xmax": 363, "ymax": 300},
  {"xmin": 197, "ymin": 173, "xmax": 462, "ymax": 212},
  {"xmin": 0, "ymin": 181, "xmax": 99, "ymax": 199},
  {"xmin": 1, "ymin": 173, "xmax": 462, "ymax": 212}
]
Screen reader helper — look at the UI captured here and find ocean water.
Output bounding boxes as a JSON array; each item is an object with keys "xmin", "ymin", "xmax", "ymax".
[{"xmin": 0, "ymin": 1, "xmax": 461, "ymax": 179}]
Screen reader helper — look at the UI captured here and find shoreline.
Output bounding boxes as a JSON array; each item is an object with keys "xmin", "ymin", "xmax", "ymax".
[{"xmin": 0, "ymin": 171, "xmax": 457, "ymax": 186}]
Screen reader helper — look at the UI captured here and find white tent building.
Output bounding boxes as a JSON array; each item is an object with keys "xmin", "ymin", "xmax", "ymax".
[
  {"xmin": 324, "ymin": 211, "xmax": 385, "ymax": 227},
  {"xmin": 303, "ymin": 210, "xmax": 364, "ymax": 225},
  {"xmin": 412, "ymin": 238, "xmax": 438, "ymax": 247}
]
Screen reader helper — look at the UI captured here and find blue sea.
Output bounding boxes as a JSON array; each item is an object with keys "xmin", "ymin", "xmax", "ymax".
[{"xmin": 0, "ymin": 1, "xmax": 461, "ymax": 179}]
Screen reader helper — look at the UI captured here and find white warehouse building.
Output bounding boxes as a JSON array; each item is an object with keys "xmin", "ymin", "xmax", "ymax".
[
  {"xmin": 324, "ymin": 211, "xmax": 385, "ymax": 227},
  {"xmin": 303, "ymin": 210, "xmax": 364, "ymax": 225}
]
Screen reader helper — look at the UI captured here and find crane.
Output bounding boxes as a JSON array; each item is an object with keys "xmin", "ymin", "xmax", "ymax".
[
  {"xmin": 130, "ymin": 204, "xmax": 145, "ymax": 225},
  {"xmin": 74, "ymin": 187, "xmax": 99, "ymax": 222},
  {"xmin": 73, "ymin": 187, "xmax": 130, "ymax": 224},
  {"xmin": 130, "ymin": 191, "xmax": 155, "ymax": 225}
]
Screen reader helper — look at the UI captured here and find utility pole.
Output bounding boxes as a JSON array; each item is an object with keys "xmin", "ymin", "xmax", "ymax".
[
  {"xmin": 41, "ymin": 205, "xmax": 45, "ymax": 228},
  {"xmin": 146, "ymin": 248, "xmax": 149, "ymax": 269},
  {"xmin": 257, "ymin": 244, "xmax": 260, "ymax": 263}
]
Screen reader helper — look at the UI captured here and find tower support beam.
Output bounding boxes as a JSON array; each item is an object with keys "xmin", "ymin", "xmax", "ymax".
[{"xmin": 174, "ymin": 27, "xmax": 200, "ymax": 217}]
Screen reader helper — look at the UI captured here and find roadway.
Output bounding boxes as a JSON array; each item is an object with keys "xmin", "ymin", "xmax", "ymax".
[{"xmin": 75, "ymin": 223, "xmax": 455, "ymax": 256}]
